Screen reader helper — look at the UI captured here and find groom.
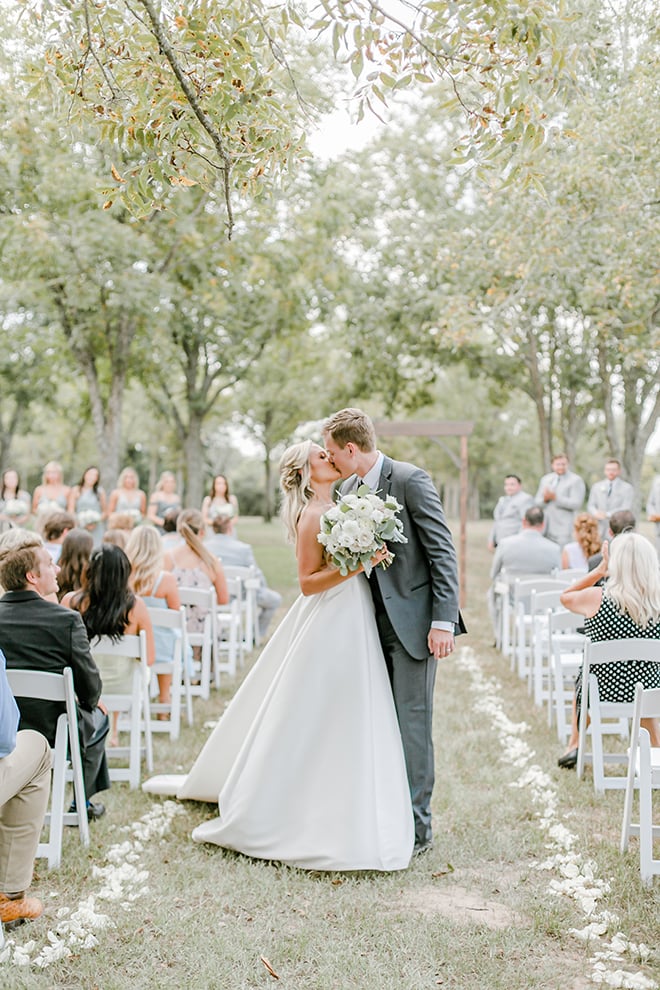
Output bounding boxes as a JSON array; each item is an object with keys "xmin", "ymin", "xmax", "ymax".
[{"xmin": 323, "ymin": 408, "xmax": 465, "ymax": 854}]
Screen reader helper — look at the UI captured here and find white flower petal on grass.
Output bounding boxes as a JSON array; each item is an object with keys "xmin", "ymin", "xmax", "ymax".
[{"xmin": 455, "ymin": 647, "xmax": 658, "ymax": 990}]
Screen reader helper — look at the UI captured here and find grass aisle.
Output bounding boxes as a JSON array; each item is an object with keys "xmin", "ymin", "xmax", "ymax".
[{"xmin": 2, "ymin": 521, "xmax": 659, "ymax": 989}]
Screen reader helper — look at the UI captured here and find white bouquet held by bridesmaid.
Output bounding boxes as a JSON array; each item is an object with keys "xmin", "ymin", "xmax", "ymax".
[{"xmin": 318, "ymin": 484, "xmax": 408, "ymax": 577}]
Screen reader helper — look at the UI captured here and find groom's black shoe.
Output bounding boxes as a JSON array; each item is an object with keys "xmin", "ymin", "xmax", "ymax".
[
  {"xmin": 67, "ymin": 799, "xmax": 106, "ymax": 822},
  {"xmin": 413, "ymin": 839, "xmax": 434, "ymax": 857}
]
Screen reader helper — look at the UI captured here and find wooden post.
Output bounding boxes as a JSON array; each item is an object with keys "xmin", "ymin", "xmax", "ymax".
[
  {"xmin": 374, "ymin": 420, "xmax": 474, "ymax": 608},
  {"xmin": 459, "ymin": 434, "xmax": 469, "ymax": 609}
]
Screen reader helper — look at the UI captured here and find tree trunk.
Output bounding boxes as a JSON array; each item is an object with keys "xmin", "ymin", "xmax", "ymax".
[
  {"xmin": 263, "ymin": 442, "xmax": 273, "ymax": 522},
  {"xmin": 524, "ymin": 335, "xmax": 552, "ymax": 471},
  {"xmin": 0, "ymin": 402, "xmax": 22, "ymax": 477},
  {"xmin": 79, "ymin": 350, "xmax": 124, "ymax": 489},
  {"xmin": 184, "ymin": 413, "xmax": 206, "ymax": 509}
]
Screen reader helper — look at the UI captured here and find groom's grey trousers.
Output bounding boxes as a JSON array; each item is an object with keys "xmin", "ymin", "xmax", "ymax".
[{"xmin": 370, "ymin": 575, "xmax": 436, "ymax": 848}]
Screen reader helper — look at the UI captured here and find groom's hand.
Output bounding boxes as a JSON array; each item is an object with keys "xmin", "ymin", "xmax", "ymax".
[{"xmin": 428, "ymin": 628, "xmax": 454, "ymax": 660}]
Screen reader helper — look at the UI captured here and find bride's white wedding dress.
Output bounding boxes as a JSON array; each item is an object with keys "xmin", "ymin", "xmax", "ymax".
[{"xmin": 144, "ymin": 577, "xmax": 414, "ymax": 871}]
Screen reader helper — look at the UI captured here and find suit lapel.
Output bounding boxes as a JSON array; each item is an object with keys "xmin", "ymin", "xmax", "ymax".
[{"xmin": 378, "ymin": 456, "xmax": 394, "ymax": 497}]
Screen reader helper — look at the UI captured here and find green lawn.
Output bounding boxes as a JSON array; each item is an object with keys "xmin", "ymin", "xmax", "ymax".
[{"xmin": 2, "ymin": 518, "xmax": 659, "ymax": 989}]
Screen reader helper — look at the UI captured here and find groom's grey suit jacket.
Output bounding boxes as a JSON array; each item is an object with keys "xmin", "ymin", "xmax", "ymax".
[{"xmin": 345, "ymin": 456, "xmax": 465, "ymax": 660}]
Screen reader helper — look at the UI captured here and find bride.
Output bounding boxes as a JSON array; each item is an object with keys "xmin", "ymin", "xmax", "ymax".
[{"xmin": 144, "ymin": 441, "xmax": 414, "ymax": 871}]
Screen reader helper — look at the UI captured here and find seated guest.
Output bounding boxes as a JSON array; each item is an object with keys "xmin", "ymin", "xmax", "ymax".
[
  {"xmin": 557, "ymin": 532, "xmax": 660, "ymax": 769},
  {"xmin": 205, "ymin": 514, "xmax": 282, "ymax": 639},
  {"xmin": 491, "ymin": 506, "xmax": 561, "ymax": 581},
  {"xmin": 587, "ymin": 510, "xmax": 635, "ymax": 571},
  {"xmin": 56, "ymin": 528, "xmax": 94, "ymax": 602},
  {"xmin": 42, "ymin": 511, "xmax": 76, "ymax": 564},
  {"xmin": 106, "ymin": 511, "xmax": 138, "ymax": 533},
  {"xmin": 164, "ymin": 510, "xmax": 229, "ymax": 646},
  {"xmin": 560, "ymin": 512, "xmax": 601, "ymax": 571},
  {"xmin": 489, "ymin": 506, "xmax": 561, "ymax": 631},
  {"xmin": 125, "ymin": 526, "xmax": 181, "ymax": 710},
  {"xmin": 161, "ymin": 507, "xmax": 182, "ymax": 551},
  {"xmin": 103, "ymin": 528, "xmax": 128, "ymax": 549},
  {"xmin": 62, "ymin": 545, "xmax": 154, "ymax": 748},
  {"xmin": 0, "ymin": 647, "xmax": 52, "ymax": 930},
  {"xmin": 0, "ymin": 535, "xmax": 109, "ymax": 820}
]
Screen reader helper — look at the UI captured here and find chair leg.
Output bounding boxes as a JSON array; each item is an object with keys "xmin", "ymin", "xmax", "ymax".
[
  {"xmin": 620, "ymin": 732, "xmax": 639, "ymax": 854},
  {"xmin": 639, "ymin": 731, "xmax": 654, "ymax": 885},
  {"xmin": 47, "ymin": 722, "xmax": 67, "ymax": 869}
]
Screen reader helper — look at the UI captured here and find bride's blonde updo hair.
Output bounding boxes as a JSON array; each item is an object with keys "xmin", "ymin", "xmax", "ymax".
[{"xmin": 280, "ymin": 440, "xmax": 314, "ymax": 544}]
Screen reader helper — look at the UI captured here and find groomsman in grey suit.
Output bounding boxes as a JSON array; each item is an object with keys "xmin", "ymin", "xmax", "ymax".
[
  {"xmin": 323, "ymin": 408, "xmax": 465, "ymax": 855},
  {"xmin": 647, "ymin": 473, "xmax": 660, "ymax": 560},
  {"xmin": 488, "ymin": 475, "xmax": 534, "ymax": 550},
  {"xmin": 587, "ymin": 459, "xmax": 634, "ymax": 540},
  {"xmin": 535, "ymin": 453, "xmax": 585, "ymax": 547}
]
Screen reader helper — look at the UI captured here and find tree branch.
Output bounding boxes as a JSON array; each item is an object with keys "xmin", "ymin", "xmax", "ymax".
[{"xmin": 136, "ymin": 0, "xmax": 235, "ymax": 238}]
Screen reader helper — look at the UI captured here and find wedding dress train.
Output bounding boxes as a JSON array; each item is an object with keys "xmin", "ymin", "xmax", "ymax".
[{"xmin": 144, "ymin": 578, "xmax": 413, "ymax": 871}]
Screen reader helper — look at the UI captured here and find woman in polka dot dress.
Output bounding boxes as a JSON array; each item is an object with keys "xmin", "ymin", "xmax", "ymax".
[{"xmin": 557, "ymin": 532, "xmax": 660, "ymax": 767}]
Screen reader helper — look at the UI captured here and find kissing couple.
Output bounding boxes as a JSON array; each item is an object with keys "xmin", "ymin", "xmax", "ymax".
[{"xmin": 144, "ymin": 407, "xmax": 464, "ymax": 870}]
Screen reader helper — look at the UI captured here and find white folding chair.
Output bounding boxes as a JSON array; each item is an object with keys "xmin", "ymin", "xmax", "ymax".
[
  {"xmin": 215, "ymin": 576, "xmax": 243, "ymax": 679},
  {"xmin": 492, "ymin": 570, "xmax": 557, "ymax": 660},
  {"xmin": 530, "ymin": 589, "xmax": 566, "ymax": 713},
  {"xmin": 93, "ymin": 631, "xmax": 153, "ymax": 789},
  {"xmin": 559, "ymin": 567, "xmax": 589, "ymax": 581},
  {"xmin": 178, "ymin": 586, "xmax": 217, "ymax": 700},
  {"xmin": 146, "ymin": 605, "xmax": 193, "ymax": 739},
  {"xmin": 548, "ymin": 609, "xmax": 586, "ymax": 743},
  {"xmin": 512, "ymin": 577, "xmax": 569, "ymax": 682},
  {"xmin": 577, "ymin": 639, "xmax": 660, "ymax": 794},
  {"xmin": 620, "ymin": 684, "xmax": 660, "ymax": 884},
  {"xmin": 6, "ymin": 667, "xmax": 89, "ymax": 869},
  {"xmin": 222, "ymin": 564, "xmax": 261, "ymax": 653}
]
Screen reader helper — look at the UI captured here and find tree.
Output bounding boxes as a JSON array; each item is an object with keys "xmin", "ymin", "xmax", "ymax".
[
  {"xmin": 143, "ymin": 194, "xmax": 314, "ymax": 506},
  {"xmin": 16, "ymin": 0, "xmax": 582, "ymax": 228},
  {"xmin": 0, "ymin": 94, "xmax": 162, "ymax": 485},
  {"xmin": 233, "ymin": 331, "xmax": 344, "ymax": 519}
]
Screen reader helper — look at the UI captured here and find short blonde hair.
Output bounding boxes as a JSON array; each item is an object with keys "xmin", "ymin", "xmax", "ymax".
[
  {"xmin": 0, "ymin": 533, "xmax": 43, "ymax": 592},
  {"xmin": 323, "ymin": 408, "xmax": 377, "ymax": 452}
]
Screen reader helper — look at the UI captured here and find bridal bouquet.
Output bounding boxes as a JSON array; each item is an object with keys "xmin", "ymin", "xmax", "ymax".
[
  {"xmin": 77, "ymin": 509, "xmax": 102, "ymax": 529},
  {"xmin": 3, "ymin": 498, "xmax": 29, "ymax": 518},
  {"xmin": 317, "ymin": 485, "xmax": 407, "ymax": 577}
]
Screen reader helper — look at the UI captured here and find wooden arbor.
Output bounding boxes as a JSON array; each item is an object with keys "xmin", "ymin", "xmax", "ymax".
[{"xmin": 374, "ymin": 420, "xmax": 474, "ymax": 608}]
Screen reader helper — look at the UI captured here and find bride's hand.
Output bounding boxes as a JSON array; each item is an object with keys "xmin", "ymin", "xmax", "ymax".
[{"xmin": 369, "ymin": 546, "xmax": 390, "ymax": 568}]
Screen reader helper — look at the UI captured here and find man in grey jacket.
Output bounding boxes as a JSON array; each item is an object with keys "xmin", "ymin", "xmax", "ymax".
[
  {"xmin": 587, "ymin": 459, "xmax": 634, "ymax": 541},
  {"xmin": 488, "ymin": 474, "xmax": 534, "ymax": 550},
  {"xmin": 535, "ymin": 453, "xmax": 585, "ymax": 547},
  {"xmin": 647, "ymin": 473, "xmax": 660, "ymax": 561},
  {"xmin": 323, "ymin": 408, "xmax": 465, "ymax": 855}
]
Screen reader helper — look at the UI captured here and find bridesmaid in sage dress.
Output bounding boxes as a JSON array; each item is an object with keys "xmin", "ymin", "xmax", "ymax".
[{"xmin": 69, "ymin": 466, "xmax": 107, "ymax": 547}]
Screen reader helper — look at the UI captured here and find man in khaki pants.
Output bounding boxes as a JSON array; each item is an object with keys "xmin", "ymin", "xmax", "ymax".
[{"xmin": 0, "ymin": 647, "xmax": 51, "ymax": 930}]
